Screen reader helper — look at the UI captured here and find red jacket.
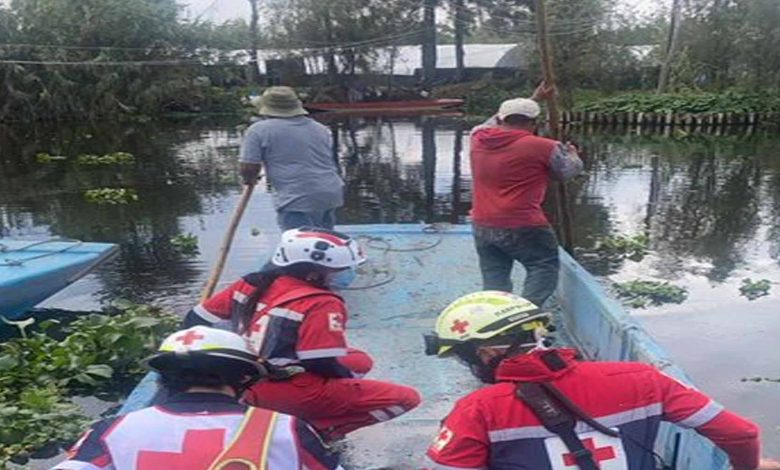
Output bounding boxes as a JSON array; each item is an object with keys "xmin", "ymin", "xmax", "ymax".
[
  {"xmin": 427, "ymin": 349, "xmax": 760, "ymax": 470},
  {"xmin": 193, "ymin": 275, "xmax": 372, "ymax": 375},
  {"xmin": 470, "ymin": 128, "xmax": 558, "ymax": 228}
]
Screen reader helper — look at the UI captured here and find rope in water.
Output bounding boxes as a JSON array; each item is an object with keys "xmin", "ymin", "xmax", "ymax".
[
  {"xmin": 0, "ymin": 238, "xmax": 83, "ymax": 266},
  {"xmin": 341, "ymin": 225, "xmax": 445, "ymax": 291}
]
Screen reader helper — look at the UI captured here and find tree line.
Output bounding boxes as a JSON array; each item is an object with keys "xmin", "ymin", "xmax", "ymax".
[{"xmin": 1, "ymin": 0, "xmax": 779, "ymax": 122}]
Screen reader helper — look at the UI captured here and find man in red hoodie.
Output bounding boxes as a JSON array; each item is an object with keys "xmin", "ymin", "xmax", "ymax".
[
  {"xmin": 423, "ymin": 291, "xmax": 779, "ymax": 470},
  {"xmin": 470, "ymin": 83, "xmax": 582, "ymax": 306}
]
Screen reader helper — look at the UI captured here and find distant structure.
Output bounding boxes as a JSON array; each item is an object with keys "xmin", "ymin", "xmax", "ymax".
[{"xmin": 252, "ymin": 44, "xmax": 526, "ymax": 85}]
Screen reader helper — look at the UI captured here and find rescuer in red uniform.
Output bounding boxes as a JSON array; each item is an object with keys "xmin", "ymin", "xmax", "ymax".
[
  {"xmin": 184, "ymin": 227, "xmax": 420, "ymax": 440},
  {"xmin": 423, "ymin": 291, "xmax": 779, "ymax": 470}
]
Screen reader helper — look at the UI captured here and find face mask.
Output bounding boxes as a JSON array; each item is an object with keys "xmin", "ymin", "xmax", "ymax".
[{"xmin": 326, "ymin": 267, "xmax": 357, "ymax": 290}]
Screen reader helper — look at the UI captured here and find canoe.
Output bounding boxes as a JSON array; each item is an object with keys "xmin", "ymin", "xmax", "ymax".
[
  {"xmin": 304, "ymin": 98, "xmax": 464, "ymax": 116},
  {"xmin": 119, "ymin": 224, "xmax": 727, "ymax": 469},
  {"xmin": 0, "ymin": 238, "xmax": 118, "ymax": 319}
]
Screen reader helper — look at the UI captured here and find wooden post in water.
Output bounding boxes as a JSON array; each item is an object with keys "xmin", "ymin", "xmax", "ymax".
[{"xmin": 534, "ymin": 0, "xmax": 574, "ymax": 254}]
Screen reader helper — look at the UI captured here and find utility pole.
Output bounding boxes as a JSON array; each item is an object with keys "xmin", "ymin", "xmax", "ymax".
[
  {"xmin": 422, "ymin": 0, "xmax": 438, "ymax": 85},
  {"xmin": 657, "ymin": 0, "xmax": 682, "ymax": 94},
  {"xmin": 247, "ymin": 0, "xmax": 260, "ymax": 84}
]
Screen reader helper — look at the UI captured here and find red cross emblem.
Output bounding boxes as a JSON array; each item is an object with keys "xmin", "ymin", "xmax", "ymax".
[
  {"xmin": 562, "ymin": 438, "xmax": 616, "ymax": 468},
  {"xmin": 175, "ymin": 331, "xmax": 205, "ymax": 346},
  {"xmin": 137, "ymin": 429, "xmax": 224, "ymax": 469},
  {"xmin": 450, "ymin": 319, "xmax": 469, "ymax": 334},
  {"xmin": 432, "ymin": 426, "xmax": 454, "ymax": 451}
]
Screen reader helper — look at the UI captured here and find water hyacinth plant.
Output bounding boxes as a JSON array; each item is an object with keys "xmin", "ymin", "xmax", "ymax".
[
  {"xmin": 35, "ymin": 153, "xmax": 68, "ymax": 163},
  {"xmin": 0, "ymin": 304, "xmax": 178, "ymax": 466},
  {"xmin": 613, "ymin": 280, "xmax": 688, "ymax": 309},
  {"xmin": 170, "ymin": 233, "xmax": 200, "ymax": 255},
  {"xmin": 594, "ymin": 233, "xmax": 649, "ymax": 262},
  {"xmin": 84, "ymin": 188, "xmax": 139, "ymax": 205},
  {"xmin": 739, "ymin": 278, "xmax": 771, "ymax": 301},
  {"xmin": 77, "ymin": 152, "xmax": 136, "ymax": 165}
]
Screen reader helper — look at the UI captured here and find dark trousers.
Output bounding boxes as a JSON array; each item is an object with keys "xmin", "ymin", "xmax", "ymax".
[
  {"xmin": 473, "ymin": 224, "xmax": 560, "ymax": 307},
  {"xmin": 277, "ymin": 209, "xmax": 337, "ymax": 231}
]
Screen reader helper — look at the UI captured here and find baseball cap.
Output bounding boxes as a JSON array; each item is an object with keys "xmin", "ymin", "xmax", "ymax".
[{"xmin": 497, "ymin": 98, "xmax": 541, "ymax": 120}]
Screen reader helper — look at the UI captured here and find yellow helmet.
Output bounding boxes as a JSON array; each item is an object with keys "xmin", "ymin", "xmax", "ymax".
[{"xmin": 425, "ymin": 291, "xmax": 550, "ymax": 356}]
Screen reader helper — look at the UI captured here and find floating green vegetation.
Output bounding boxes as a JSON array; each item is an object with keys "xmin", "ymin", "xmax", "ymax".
[
  {"xmin": 595, "ymin": 233, "xmax": 649, "ymax": 262},
  {"xmin": 84, "ymin": 188, "xmax": 139, "ymax": 205},
  {"xmin": 77, "ymin": 152, "xmax": 135, "ymax": 166},
  {"xmin": 35, "ymin": 153, "xmax": 68, "ymax": 163},
  {"xmin": 739, "ymin": 278, "xmax": 771, "ymax": 301},
  {"xmin": 614, "ymin": 280, "xmax": 688, "ymax": 309},
  {"xmin": 170, "ymin": 233, "xmax": 200, "ymax": 255},
  {"xmin": 0, "ymin": 304, "xmax": 178, "ymax": 467}
]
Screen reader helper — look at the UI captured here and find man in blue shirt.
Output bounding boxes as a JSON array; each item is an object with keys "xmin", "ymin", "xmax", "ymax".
[{"xmin": 240, "ymin": 86, "xmax": 344, "ymax": 230}]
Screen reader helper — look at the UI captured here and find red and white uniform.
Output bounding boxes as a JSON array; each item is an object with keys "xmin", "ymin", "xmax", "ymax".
[
  {"xmin": 192, "ymin": 274, "xmax": 420, "ymax": 439},
  {"xmin": 53, "ymin": 393, "xmax": 342, "ymax": 470},
  {"xmin": 427, "ymin": 349, "xmax": 760, "ymax": 470}
]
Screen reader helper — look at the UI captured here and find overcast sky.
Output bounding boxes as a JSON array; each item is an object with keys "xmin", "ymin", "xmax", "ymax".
[{"xmin": 181, "ymin": 0, "xmax": 663, "ymax": 23}]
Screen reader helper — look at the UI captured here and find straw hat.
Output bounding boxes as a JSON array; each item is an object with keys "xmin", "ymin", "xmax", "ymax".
[{"xmin": 256, "ymin": 86, "xmax": 308, "ymax": 118}]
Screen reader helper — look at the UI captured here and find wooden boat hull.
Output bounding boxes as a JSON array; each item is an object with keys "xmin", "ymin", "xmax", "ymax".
[
  {"xmin": 304, "ymin": 99, "xmax": 464, "ymax": 116},
  {"xmin": 118, "ymin": 224, "xmax": 726, "ymax": 469},
  {"xmin": 0, "ymin": 239, "xmax": 118, "ymax": 319}
]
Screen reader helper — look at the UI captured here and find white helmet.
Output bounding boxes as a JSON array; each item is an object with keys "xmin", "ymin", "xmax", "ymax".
[
  {"xmin": 272, "ymin": 227, "xmax": 366, "ymax": 269},
  {"xmin": 147, "ymin": 326, "xmax": 265, "ymax": 377}
]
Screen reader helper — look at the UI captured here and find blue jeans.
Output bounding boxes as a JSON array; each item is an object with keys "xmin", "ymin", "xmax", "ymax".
[
  {"xmin": 473, "ymin": 224, "xmax": 560, "ymax": 307},
  {"xmin": 277, "ymin": 209, "xmax": 337, "ymax": 231}
]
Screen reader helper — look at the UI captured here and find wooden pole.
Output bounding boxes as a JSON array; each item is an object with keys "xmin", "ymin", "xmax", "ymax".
[
  {"xmin": 200, "ymin": 184, "xmax": 255, "ymax": 302},
  {"xmin": 534, "ymin": 0, "xmax": 575, "ymax": 254}
]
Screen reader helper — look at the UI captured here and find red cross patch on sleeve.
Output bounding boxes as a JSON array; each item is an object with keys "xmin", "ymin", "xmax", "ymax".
[
  {"xmin": 432, "ymin": 426, "xmax": 454, "ymax": 452},
  {"xmin": 328, "ymin": 312, "xmax": 344, "ymax": 332}
]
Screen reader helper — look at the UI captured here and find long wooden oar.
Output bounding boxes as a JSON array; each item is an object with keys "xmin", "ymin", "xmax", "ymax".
[
  {"xmin": 534, "ymin": 0, "xmax": 575, "ymax": 254},
  {"xmin": 200, "ymin": 184, "xmax": 255, "ymax": 302}
]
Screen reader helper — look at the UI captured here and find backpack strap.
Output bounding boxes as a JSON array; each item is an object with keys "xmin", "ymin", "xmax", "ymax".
[
  {"xmin": 207, "ymin": 407, "xmax": 279, "ymax": 470},
  {"xmin": 516, "ymin": 382, "xmax": 601, "ymax": 470}
]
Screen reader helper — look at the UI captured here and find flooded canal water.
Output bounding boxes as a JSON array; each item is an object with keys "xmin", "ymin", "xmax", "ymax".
[{"xmin": 1, "ymin": 116, "xmax": 779, "ymax": 457}]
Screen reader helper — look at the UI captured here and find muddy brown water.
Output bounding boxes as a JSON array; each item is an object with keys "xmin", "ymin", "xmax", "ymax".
[{"xmin": 2, "ymin": 116, "xmax": 779, "ymax": 461}]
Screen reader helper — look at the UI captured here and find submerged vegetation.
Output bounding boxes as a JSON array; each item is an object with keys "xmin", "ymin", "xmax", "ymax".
[
  {"xmin": 0, "ymin": 304, "xmax": 178, "ymax": 467},
  {"xmin": 614, "ymin": 280, "xmax": 689, "ymax": 309},
  {"xmin": 84, "ymin": 188, "xmax": 139, "ymax": 205},
  {"xmin": 739, "ymin": 278, "xmax": 772, "ymax": 301}
]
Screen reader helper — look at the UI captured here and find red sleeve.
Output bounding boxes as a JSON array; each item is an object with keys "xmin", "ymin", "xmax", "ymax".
[
  {"xmin": 296, "ymin": 298, "xmax": 348, "ymax": 360},
  {"xmin": 426, "ymin": 398, "xmax": 489, "ymax": 469},
  {"xmin": 656, "ymin": 371, "xmax": 760, "ymax": 470},
  {"xmin": 192, "ymin": 280, "xmax": 245, "ymax": 322},
  {"xmin": 337, "ymin": 348, "xmax": 374, "ymax": 375}
]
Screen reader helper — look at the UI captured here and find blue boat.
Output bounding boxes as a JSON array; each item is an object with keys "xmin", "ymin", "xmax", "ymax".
[
  {"xmin": 119, "ymin": 224, "xmax": 727, "ymax": 469},
  {"xmin": 0, "ymin": 238, "xmax": 119, "ymax": 319}
]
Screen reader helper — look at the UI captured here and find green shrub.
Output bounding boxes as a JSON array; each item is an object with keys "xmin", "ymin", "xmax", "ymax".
[{"xmin": 576, "ymin": 91, "xmax": 780, "ymax": 115}]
